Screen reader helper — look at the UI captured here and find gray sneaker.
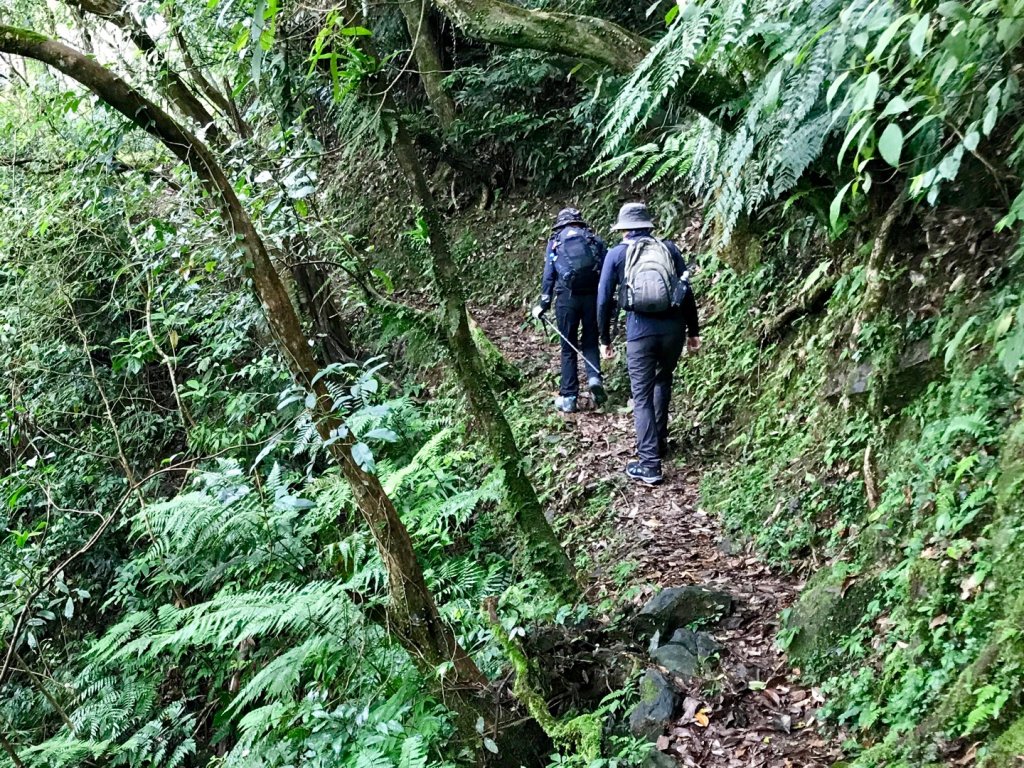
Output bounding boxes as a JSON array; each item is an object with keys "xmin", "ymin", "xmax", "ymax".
[
  {"xmin": 588, "ymin": 377, "xmax": 607, "ymax": 406},
  {"xmin": 554, "ymin": 395, "xmax": 578, "ymax": 413},
  {"xmin": 626, "ymin": 461, "xmax": 663, "ymax": 485}
]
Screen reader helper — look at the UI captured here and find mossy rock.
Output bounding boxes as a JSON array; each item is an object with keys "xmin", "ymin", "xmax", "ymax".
[
  {"xmin": 996, "ymin": 417, "xmax": 1024, "ymax": 512},
  {"xmin": 982, "ymin": 714, "xmax": 1024, "ymax": 767},
  {"xmin": 784, "ymin": 564, "xmax": 880, "ymax": 676}
]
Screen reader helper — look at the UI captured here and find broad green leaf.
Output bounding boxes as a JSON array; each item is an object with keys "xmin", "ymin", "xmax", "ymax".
[
  {"xmin": 827, "ymin": 72, "xmax": 849, "ymax": 105},
  {"xmin": 881, "ymin": 95, "xmax": 910, "ymax": 117},
  {"xmin": 800, "ymin": 261, "xmax": 832, "ymax": 295},
  {"xmin": 908, "ymin": 14, "xmax": 930, "ymax": 57},
  {"xmin": 830, "ymin": 181, "xmax": 854, "ymax": 230},
  {"xmin": 351, "ymin": 442, "xmax": 375, "ymax": 472},
  {"xmin": 1001, "ymin": 306, "xmax": 1024, "ymax": 376},
  {"xmin": 936, "ymin": 2, "xmax": 969, "ymax": 21},
  {"xmin": 872, "ymin": 14, "xmax": 913, "ymax": 60},
  {"xmin": 839, "ymin": 116, "xmax": 869, "ymax": 166},
  {"xmin": 857, "ymin": 71, "xmax": 881, "ymax": 111},
  {"xmin": 878, "ymin": 123, "xmax": 904, "ymax": 167},
  {"xmin": 945, "ymin": 316, "xmax": 977, "ymax": 367}
]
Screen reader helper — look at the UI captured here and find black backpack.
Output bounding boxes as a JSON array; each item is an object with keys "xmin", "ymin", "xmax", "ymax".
[{"xmin": 552, "ymin": 226, "xmax": 600, "ymax": 293}]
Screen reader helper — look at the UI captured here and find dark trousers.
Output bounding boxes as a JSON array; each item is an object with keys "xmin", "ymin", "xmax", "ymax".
[
  {"xmin": 555, "ymin": 293, "xmax": 601, "ymax": 397},
  {"xmin": 626, "ymin": 332, "xmax": 685, "ymax": 470}
]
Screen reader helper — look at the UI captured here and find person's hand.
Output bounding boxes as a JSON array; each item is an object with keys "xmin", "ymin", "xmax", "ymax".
[
  {"xmin": 687, "ymin": 336, "xmax": 702, "ymax": 353},
  {"xmin": 531, "ymin": 304, "xmax": 546, "ymax": 320},
  {"xmin": 600, "ymin": 344, "xmax": 616, "ymax": 360}
]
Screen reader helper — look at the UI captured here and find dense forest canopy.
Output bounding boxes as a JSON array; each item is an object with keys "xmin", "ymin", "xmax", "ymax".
[{"xmin": 1, "ymin": 0, "xmax": 1023, "ymax": 767}]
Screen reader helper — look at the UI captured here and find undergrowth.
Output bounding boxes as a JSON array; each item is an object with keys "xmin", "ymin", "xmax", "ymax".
[{"xmin": 682, "ymin": 212, "xmax": 1024, "ymax": 764}]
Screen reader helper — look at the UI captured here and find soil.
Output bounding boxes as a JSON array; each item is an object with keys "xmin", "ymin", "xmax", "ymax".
[{"xmin": 474, "ymin": 304, "xmax": 848, "ymax": 768}]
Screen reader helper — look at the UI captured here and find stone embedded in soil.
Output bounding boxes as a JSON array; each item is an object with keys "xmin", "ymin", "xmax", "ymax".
[
  {"xmin": 651, "ymin": 642, "xmax": 698, "ymax": 677},
  {"xmin": 643, "ymin": 748, "xmax": 677, "ymax": 768},
  {"xmin": 629, "ymin": 669, "xmax": 678, "ymax": 741},
  {"xmin": 636, "ymin": 586, "xmax": 734, "ymax": 638},
  {"xmin": 667, "ymin": 627, "xmax": 721, "ymax": 658}
]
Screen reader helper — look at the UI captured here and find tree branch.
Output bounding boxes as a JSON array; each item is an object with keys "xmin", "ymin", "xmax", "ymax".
[
  {"xmin": 431, "ymin": 0, "xmax": 648, "ymax": 73},
  {"xmin": 429, "ymin": 0, "xmax": 741, "ymax": 124}
]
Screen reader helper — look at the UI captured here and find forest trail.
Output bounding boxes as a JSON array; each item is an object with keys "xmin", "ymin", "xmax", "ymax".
[{"xmin": 475, "ymin": 305, "xmax": 847, "ymax": 767}]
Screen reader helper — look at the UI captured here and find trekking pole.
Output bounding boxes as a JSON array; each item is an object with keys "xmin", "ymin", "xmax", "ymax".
[{"xmin": 537, "ymin": 313, "xmax": 603, "ymax": 377}]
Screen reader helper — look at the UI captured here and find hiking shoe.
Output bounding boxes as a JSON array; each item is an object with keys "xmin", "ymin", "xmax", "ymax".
[
  {"xmin": 588, "ymin": 377, "xmax": 607, "ymax": 407},
  {"xmin": 554, "ymin": 395, "xmax": 578, "ymax": 413},
  {"xmin": 626, "ymin": 461, "xmax": 663, "ymax": 485}
]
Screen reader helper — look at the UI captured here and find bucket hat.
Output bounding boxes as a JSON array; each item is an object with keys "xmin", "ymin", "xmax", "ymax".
[
  {"xmin": 554, "ymin": 207, "xmax": 586, "ymax": 229},
  {"xmin": 611, "ymin": 202, "xmax": 656, "ymax": 231}
]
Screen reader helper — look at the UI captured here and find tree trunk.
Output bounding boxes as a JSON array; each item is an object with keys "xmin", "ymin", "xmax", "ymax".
[
  {"xmin": 389, "ymin": 119, "xmax": 579, "ymax": 599},
  {"xmin": 431, "ymin": 0, "xmax": 648, "ymax": 73},
  {"xmin": 327, "ymin": 0, "xmax": 579, "ymax": 598},
  {"xmin": 0, "ymin": 23, "xmax": 504, "ymax": 752},
  {"xmin": 67, "ymin": 0, "xmax": 223, "ymax": 143},
  {"xmin": 398, "ymin": 0, "xmax": 457, "ymax": 131},
  {"xmin": 428, "ymin": 0, "xmax": 741, "ymax": 125},
  {"xmin": 289, "ymin": 252, "xmax": 358, "ymax": 364}
]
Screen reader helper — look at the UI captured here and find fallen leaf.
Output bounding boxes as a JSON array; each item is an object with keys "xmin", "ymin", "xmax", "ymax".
[
  {"xmin": 681, "ymin": 696, "xmax": 701, "ymax": 722},
  {"xmin": 694, "ymin": 709, "xmax": 710, "ymax": 728},
  {"xmin": 930, "ymin": 613, "xmax": 949, "ymax": 629}
]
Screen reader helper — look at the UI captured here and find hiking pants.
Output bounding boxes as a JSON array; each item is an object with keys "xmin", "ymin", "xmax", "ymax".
[
  {"xmin": 555, "ymin": 293, "xmax": 601, "ymax": 397},
  {"xmin": 626, "ymin": 331, "xmax": 685, "ymax": 470}
]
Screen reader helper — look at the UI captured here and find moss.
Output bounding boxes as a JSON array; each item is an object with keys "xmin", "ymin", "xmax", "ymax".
[
  {"xmin": 995, "ymin": 418, "xmax": 1024, "ymax": 512},
  {"xmin": 487, "ymin": 607, "xmax": 603, "ymax": 761},
  {"xmin": 469, "ymin": 317, "xmax": 521, "ymax": 390},
  {"xmin": 907, "ymin": 556, "xmax": 943, "ymax": 604},
  {"xmin": 983, "ymin": 714, "xmax": 1024, "ymax": 767},
  {"xmin": 784, "ymin": 564, "xmax": 880, "ymax": 676},
  {"xmin": 0, "ymin": 25, "xmax": 51, "ymax": 46}
]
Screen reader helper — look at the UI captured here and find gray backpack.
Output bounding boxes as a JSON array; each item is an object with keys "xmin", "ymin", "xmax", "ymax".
[{"xmin": 620, "ymin": 237, "xmax": 679, "ymax": 313}]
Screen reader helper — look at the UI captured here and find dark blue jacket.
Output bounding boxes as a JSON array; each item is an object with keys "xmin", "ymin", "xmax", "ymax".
[
  {"xmin": 539, "ymin": 226, "xmax": 607, "ymax": 307},
  {"xmin": 597, "ymin": 231, "xmax": 700, "ymax": 344}
]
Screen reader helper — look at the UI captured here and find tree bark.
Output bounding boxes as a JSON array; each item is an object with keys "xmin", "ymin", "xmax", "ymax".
[
  {"xmin": 429, "ymin": 0, "xmax": 741, "ymax": 125},
  {"xmin": 398, "ymin": 0, "xmax": 457, "ymax": 131},
  {"xmin": 67, "ymin": 1, "xmax": 223, "ymax": 143},
  {"xmin": 389, "ymin": 119, "xmax": 579, "ymax": 599},
  {"xmin": 0, "ymin": 22, "xmax": 499, "ymax": 748},
  {"xmin": 430, "ymin": 0, "xmax": 648, "ymax": 73},
  {"xmin": 290, "ymin": 256, "xmax": 357, "ymax": 364}
]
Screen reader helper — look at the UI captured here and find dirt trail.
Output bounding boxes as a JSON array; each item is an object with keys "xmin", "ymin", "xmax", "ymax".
[{"xmin": 475, "ymin": 305, "xmax": 847, "ymax": 768}]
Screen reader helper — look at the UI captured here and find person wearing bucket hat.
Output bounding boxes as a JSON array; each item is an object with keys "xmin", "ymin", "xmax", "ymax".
[
  {"xmin": 597, "ymin": 202, "xmax": 700, "ymax": 485},
  {"xmin": 532, "ymin": 207, "xmax": 608, "ymax": 412}
]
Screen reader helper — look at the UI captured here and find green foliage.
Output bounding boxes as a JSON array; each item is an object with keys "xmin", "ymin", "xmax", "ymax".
[
  {"xmin": 599, "ymin": 0, "xmax": 1024, "ymax": 241},
  {"xmin": 682, "ymin": 207, "xmax": 1024, "ymax": 762}
]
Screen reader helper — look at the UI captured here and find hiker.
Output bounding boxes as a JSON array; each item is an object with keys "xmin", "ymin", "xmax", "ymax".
[
  {"xmin": 532, "ymin": 207, "xmax": 608, "ymax": 412},
  {"xmin": 597, "ymin": 202, "xmax": 700, "ymax": 485}
]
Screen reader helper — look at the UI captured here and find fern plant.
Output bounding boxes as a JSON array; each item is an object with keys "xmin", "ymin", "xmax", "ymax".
[{"xmin": 599, "ymin": 0, "xmax": 1024, "ymax": 241}]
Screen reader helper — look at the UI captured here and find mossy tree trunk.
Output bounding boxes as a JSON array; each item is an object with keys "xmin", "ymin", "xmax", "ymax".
[
  {"xmin": 0, "ymin": 25, "xmax": 525, "ymax": 758},
  {"xmin": 427, "ymin": 0, "xmax": 741, "ymax": 125},
  {"xmin": 326, "ymin": 0, "xmax": 579, "ymax": 599},
  {"xmin": 389, "ymin": 120, "xmax": 579, "ymax": 599},
  {"xmin": 397, "ymin": 0, "xmax": 457, "ymax": 131}
]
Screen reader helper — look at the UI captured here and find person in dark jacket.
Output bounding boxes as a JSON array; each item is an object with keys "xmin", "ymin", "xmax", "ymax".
[
  {"xmin": 597, "ymin": 202, "xmax": 700, "ymax": 484},
  {"xmin": 532, "ymin": 207, "xmax": 608, "ymax": 412}
]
